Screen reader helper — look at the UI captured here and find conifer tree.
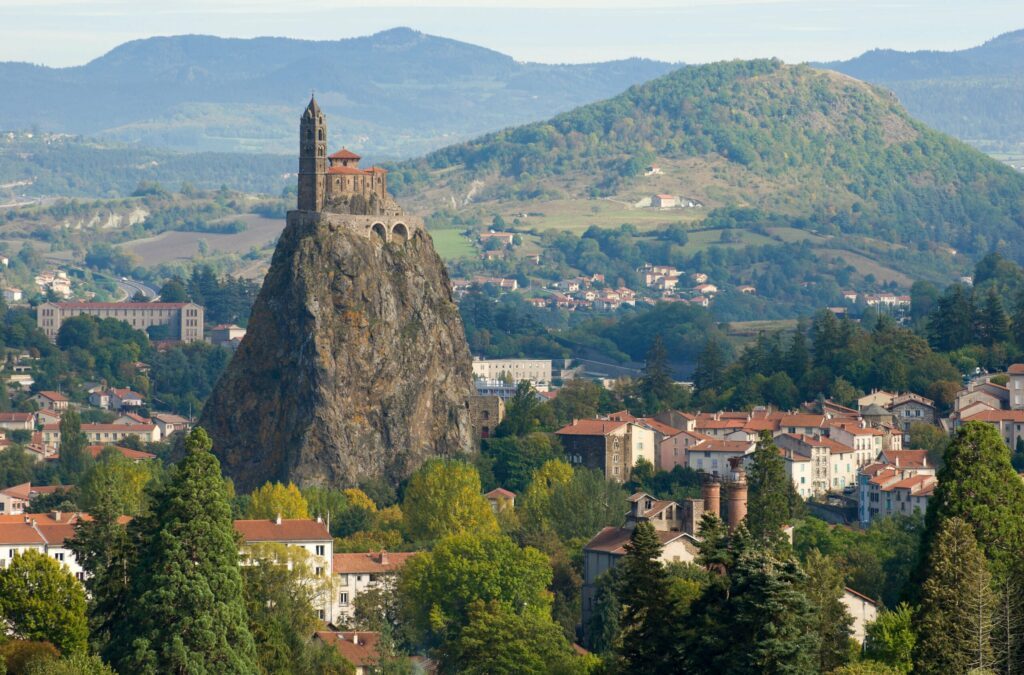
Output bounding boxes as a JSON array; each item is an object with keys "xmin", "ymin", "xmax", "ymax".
[
  {"xmin": 58, "ymin": 409, "xmax": 91, "ymax": 483},
  {"xmin": 68, "ymin": 487, "xmax": 135, "ymax": 658},
  {"xmin": 616, "ymin": 522, "xmax": 682, "ymax": 672},
  {"xmin": 639, "ymin": 334, "xmax": 673, "ymax": 409},
  {"xmin": 745, "ymin": 432, "xmax": 803, "ymax": 543},
  {"xmin": 803, "ymin": 550, "xmax": 854, "ymax": 672},
  {"xmin": 694, "ymin": 337, "xmax": 727, "ymax": 396},
  {"xmin": 914, "ymin": 517, "xmax": 995, "ymax": 674},
  {"xmin": 586, "ymin": 569, "xmax": 622, "ymax": 654},
  {"xmin": 926, "ymin": 283, "xmax": 974, "ymax": 351},
  {"xmin": 977, "ymin": 286, "xmax": 1011, "ymax": 346},
  {"xmin": 112, "ymin": 427, "xmax": 257, "ymax": 674}
]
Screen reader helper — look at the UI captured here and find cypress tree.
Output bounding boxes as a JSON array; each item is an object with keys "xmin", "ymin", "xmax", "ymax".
[
  {"xmin": 745, "ymin": 432, "xmax": 802, "ymax": 544},
  {"xmin": 113, "ymin": 428, "xmax": 257, "ymax": 674},
  {"xmin": 783, "ymin": 324, "xmax": 810, "ymax": 389},
  {"xmin": 914, "ymin": 517, "xmax": 995, "ymax": 674},
  {"xmin": 694, "ymin": 337, "xmax": 727, "ymax": 396},
  {"xmin": 803, "ymin": 550, "xmax": 854, "ymax": 672},
  {"xmin": 640, "ymin": 334, "xmax": 673, "ymax": 408},
  {"xmin": 977, "ymin": 286, "xmax": 1011, "ymax": 346},
  {"xmin": 616, "ymin": 522, "xmax": 682, "ymax": 672},
  {"xmin": 58, "ymin": 409, "xmax": 91, "ymax": 483}
]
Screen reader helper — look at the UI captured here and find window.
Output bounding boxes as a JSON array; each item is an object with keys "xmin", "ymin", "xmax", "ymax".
[
  {"xmin": 800, "ymin": 477, "xmax": 806, "ymax": 484},
  {"xmin": 54, "ymin": 552, "xmax": 64, "ymax": 562},
  {"xmin": 317, "ymin": 610, "xmax": 325, "ymax": 620},
  {"xmin": 315, "ymin": 545, "xmax": 325, "ymax": 556},
  {"xmin": 339, "ymin": 574, "xmax": 348, "ymax": 586},
  {"xmin": 315, "ymin": 566, "xmax": 324, "ymax": 577},
  {"xmin": 356, "ymin": 575, "xmax": 363, "ymax": 582},
  {"xmin": 339, "ymin": 592, "xmax": 349, "ymax": 606},
  {"xmin": 75, "ymin": 572, "xmax": 85, "ymax": 581}
]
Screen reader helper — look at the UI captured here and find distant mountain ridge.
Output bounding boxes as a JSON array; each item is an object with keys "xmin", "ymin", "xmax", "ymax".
[
  {"xmin": 820, "ymin": 29, "xmax": 1024, "ymax": 151},
  {"xmin": 0, "ymin": 28, "xmax": 676, "ymax": 157}
]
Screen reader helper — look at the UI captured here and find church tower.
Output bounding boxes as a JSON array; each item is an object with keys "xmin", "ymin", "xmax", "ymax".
[{"xmin": 298, "ymin": 95, "xmax": 327, "ymax": 211}]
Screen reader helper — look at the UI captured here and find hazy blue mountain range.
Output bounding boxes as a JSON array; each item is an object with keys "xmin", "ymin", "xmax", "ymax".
[
  {"xmin": 0, "ymin": 28, "xmax": 676, "ymax": 157},
  {"xmin": 821, "ymin": 29, "xmax": 1024, "ymax": 153}
]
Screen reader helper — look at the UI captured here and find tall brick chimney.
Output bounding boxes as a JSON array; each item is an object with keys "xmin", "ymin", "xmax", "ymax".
[
  {"xmin": 701, "ymin": 479, "xmax": 721, "ymax": 518},
  {"xmin": 726, "ymin": 457, "xmax": 748, "ymax": 531}
]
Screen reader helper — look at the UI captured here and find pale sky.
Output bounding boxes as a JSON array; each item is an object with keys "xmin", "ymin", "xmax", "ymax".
[{"xmin": 1, "ymin": 0, "xmax": 1022, "ymax": 67}]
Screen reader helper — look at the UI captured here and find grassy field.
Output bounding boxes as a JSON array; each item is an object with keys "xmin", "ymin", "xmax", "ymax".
[
  {"xmin": 509, "ymin": 198, "xmax": 706, "ymax": 234},
  {"xmin": 429, "ymin": 229, "xmax": 477, "ymax": 261},
  {"xmin": 120, "ymin": 214, "xmax": 285, "ymax": 265}
]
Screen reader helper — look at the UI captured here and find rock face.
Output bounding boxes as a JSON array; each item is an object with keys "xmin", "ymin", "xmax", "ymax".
[{"xmin": 199, "ymin": 210, "xmax": 475, "ymax": 491}]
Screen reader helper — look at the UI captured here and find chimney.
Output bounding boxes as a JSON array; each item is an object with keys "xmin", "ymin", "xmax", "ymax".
[
  {"xmin": 726, "ymin": 457, "xmax": 748, "ymax": 532},
  {"xmin": 52, "ymin": 511, "xmax": 60, "ymax": 522},
  {"xmin": 316, "ymin": 515, "xmax": 322, "ymax": 524},
  {"xmin": 895, "ymin": 456, "xmax": 900, "ymax": 468},
  {"xmin": 380, "ymin": 549, "xmax": 389, "ymax": 566},
  {"xmin": 701, "ymin": 479, "xmax": 721, "ymax": 518},
  {"xmin": 274, "ymin": 513, "xmax": 282, "ymax": 525},
  {"xmin": 352, "ymin": 634, "xmax": 360, "ymax": 646}
]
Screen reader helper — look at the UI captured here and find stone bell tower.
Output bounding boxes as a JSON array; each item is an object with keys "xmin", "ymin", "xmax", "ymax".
[{"xmin": 298, "ymin": 95, "xmax": 327, "ymax": 212}]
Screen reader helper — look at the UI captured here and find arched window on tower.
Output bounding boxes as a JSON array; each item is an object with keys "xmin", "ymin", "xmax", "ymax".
[{"xmin": 317, "ymin": 129, "xmax": 324, "ymax": 141}]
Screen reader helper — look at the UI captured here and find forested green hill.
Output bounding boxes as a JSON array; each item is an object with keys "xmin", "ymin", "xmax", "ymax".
[{"xmin": 391, "ymin": 59, "xmax": 1024, "ymax": 261}]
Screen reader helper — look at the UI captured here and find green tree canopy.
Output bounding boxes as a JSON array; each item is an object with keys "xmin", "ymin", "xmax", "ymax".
[
  {"xmin": 246, "ymin": 481, "xmax": 310, "ymax": 520},
  {"xmin": 0, "ymin": 549, "xmax": 89, "ymax": 655},
  {"xmin": 401, "ymin": 459, "xmax": 498, "ymax": 545}
]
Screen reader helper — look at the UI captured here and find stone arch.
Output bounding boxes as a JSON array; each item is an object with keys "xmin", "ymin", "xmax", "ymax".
[
  {"xmin": 371, "ymin": 223, "xmax": 387, "ymax": 242},
  {"xmin": 392, "ymin": 222, "xmax": 409, "ymax": 244}
]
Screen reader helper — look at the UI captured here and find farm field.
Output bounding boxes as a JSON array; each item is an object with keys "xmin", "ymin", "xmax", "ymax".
[
  {"xmin": 119, "ymin": 214, "xmax": 285, "ymax": 265},
  {"xmin": 429, "ymin": 228, "xmax": 477, "ymax": 261},
  {"xmin": 506, "ymin": 198, "xmax": 706, "ymax": 234}
]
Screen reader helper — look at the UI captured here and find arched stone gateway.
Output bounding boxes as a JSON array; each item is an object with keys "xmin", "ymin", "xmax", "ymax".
[
  {"xmin": 392, "ymin": 222, "xmax": 409, "ymax": 243},
  {"xmin": 371, "ymin": 223, "xmax": 387, "ymax": 242}
]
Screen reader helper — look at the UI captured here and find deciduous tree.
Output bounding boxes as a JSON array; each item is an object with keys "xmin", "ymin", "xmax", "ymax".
[
  {"xmin": 247, "ymin": 481, "xmax": 310, "ymax": 519},
  {"xmin": 401, "ymin": 459, "xmax": 497, "ymax": 545},
  {"xmin": 0, "ymin": 549, "xmax": 89, "ymax": 654}
]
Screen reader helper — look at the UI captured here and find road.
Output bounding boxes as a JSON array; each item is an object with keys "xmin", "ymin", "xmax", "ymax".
[{"xmin": 116, "ymin": 277, "xmax": 159, "ymax": 301}]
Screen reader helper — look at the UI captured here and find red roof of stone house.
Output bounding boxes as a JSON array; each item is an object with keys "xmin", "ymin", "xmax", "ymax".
[
  {"xmin": 779, "ymin": 414, "xmax": 826, "ymax": 428},
  {"xmin": 779, "ymin": 450, "xmax": 810, "ymax": 462},
  {"xmin": 694, "ymin": 440, "xmax": 754, "ymax": 453},
  {"xmin": 965, "ymin": 410, "xmax": 1024, "ymax": 422},
  {"xmin": 781, "ymin": 433, "xmax": 854, "ymax": 455},
  {"xmin": 34, "ymin": 521, "xmax": 78, "ymax": 546},
  {"xmin": 889, "ymin": 393, "xmax": 935, "ymax": 408},
  {"xmin": 669, "ymin": 430, "xmax": 714, "ymax": 443},
  {"xmin": 655, "ymin": 194, "xmax": 675, "ymax": 199},
  {"xmin": 52, "ymin": 302, "xmax": 190, "ymax": 309},
  {"xmin": 328, "ymin": 148, "xmax": 361, "ymax": 160},
  {"xmin": 719, "ymin": 413, "xmax": 752, "ymax": 421},
  {"xmin": 35, "ymin": 391, "xmax": 68, "ymax": 402},
  {"xmin": 1008, "ymin": 364, "xmax": 1024, "ymax": 375},
  {"xmin": 0, "ymin": 412, "xmax": 33, "ymax": 423},
  {"xmin": 868, "ymin": 469, "xmax": 901, "ymax": 487},
  {"xmin": 234, "ymin": 518, "xmax": 331, "ymax": 543},
  {"xmin": 485, "ymin": 488, "xmax": 516, "ymax": 500},
  {"xmin": 555, "ymin": 419, "xmax": 626, "ymax": 436},
  {"xmin": 110, "ymin": 388, "xmax": 143, "ymax": 400},
  {"xmin": 86, "ymin": 445, "xmax": 156, "ymax": 461},
  {"xmin": 117, "ymin": 412, "xmax": 149, "ymax": 424},
  {"xmin": 332, "ymin": 550, "xmax": 418, "ymax": 575},
  {"xmin": 0, "ymin": 523, "xmax": 46, "ymax": 545},
  {"xmin": 36, "ymin": 409, "xmax": 60, "ymax": 419},
  {"xmin": 314, "ymin": 632, "xmax": 380, "ymax": 668},
  {"xmin": 584, "ymin": 526, "xmax": 697, "ymax": 555},
  {"xmin": 1, "ymin": 482, "xmax": 31, "ymax": 500},
  {"xmin": 743, "ymin": 420, "xmax": 779, "ymax": 432},
  {"xmin": 637, "ymin": 418, "xmax": 681, "ymax": 436},
  {"xmin": 606, "ymin": 410, "xmax": 637, "ymax": 422},
  {"xmin": 880, "ymin": 450, "xmax": 929, "ymax": 469}
]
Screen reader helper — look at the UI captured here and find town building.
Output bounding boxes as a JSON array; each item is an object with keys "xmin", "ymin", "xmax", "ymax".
[
  {"xmin": 235, "ymin": 516, "xmax": 334, "ymax": 622},
  {"xmin": 857, "ymin": 453, "xmax": 937, "ymax": 527},
  {"xmin": 41, "ymin": 422, "xmax": 162, "ymax": 449},
  {"xmin": 37, "ymin": 302, "xmax": 205, "ymax": 342},
  {"xmin": 484, "ymin": 487, "xmax": 516, "ymax": 513},
  {"xmin": 333, "ymin": 550, "xmax": 418, "ymax": 623},
  {"xmin": 0, "ymin": 412, "xmax": 34, "ymax": 431},
  {"xmin": 472, "ymin": 358, "xmax": 552, "ymax": 388},
  {"xmin": 313, "ymin": 632, "xmax": 382, "ymax": 675},
  {"xmin": 652, "ymin": 194, "xmax": 677, "ymax": 208},
  {"xmin": 210, "ymin": 324, "xmax": 246, "ymax": 347},
  {"xmin": 842, "ymin": 588, "xmax": 879, "ymax": 644},
  {"xmin": 150, "ymin": 412, "xmax": 192, "ymax": 438},
  {"xmin": 556, "ymin": 419, "xmax": 655, "ymax": 482},
  {"xmin": 32, "ymin": 390, "xmax": 69, "ymax": 411},
  {"xmin": 3, "ymin": 288, "xmax": 22, "ymax": 302},
  {"xmin": 887, "ymin": 393, "xmax": 937, "ymax": 437}
]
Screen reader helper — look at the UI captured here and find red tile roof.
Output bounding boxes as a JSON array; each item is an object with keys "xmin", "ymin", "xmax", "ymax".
[
  {"xmin": 326, "ymin": 166, "xmax": 369, "ymax": 175},
  {"xmin": 484, "ymin": 488, "xmax": 516, "ymax": 500},
  {"xmin": 584, "ymin": 526, "xmax": 695, "ymax": 554},
  {"xmin": 332, "ymin": 551, "xmax": 418, "ymax": 574},
  {"xmin": 555, "ymin": 419, "xmax": 626, "ymax": 436},
  {"xmin": 964, "ymin": 410, "xmax": 1024, "ymax": 422},
  {"xmin": 880, "ymin": 450, "xmax": 929, "ymax": 469},
  {"xmin": 1, "ymin": 482, "xmax": 31, "ymax": 500},
  {"xmin": 0, "ymin": 413, "xmax": 33, "ymax": 423},
  {"xmin": 314, "ymin": 632, "xmax": 380, "ymax": 668},
  {"xmin": 694, "ymin": 440, "xmax": 753, "ymax": 453},
  {"xmin": 36, "ymin": 391, "xmax": 68, "ymax": 402},
  {"xmin": 86, "ymin": 445, "xmax": 157, "ymax": 461},
  {"xmin": 637, "ymin": 418, "xmax": 680, "ymax": 436},
  {"xmin": 0, "ymin": 522, "xmax": 46, "ymax": 545},
  {"xmin": 1008, "ymin": 364, "xmax": 1024, "ymax": 375},
  {"xmin": 234, "ymin": 518, "xmax": 331, "ymax": 543},
  {"xmin": 328, "ymin": 148, "xmax": 361, "ymax": 160}
]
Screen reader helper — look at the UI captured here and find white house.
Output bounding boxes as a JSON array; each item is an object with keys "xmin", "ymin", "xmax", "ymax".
[{"xmin": 333, "ymin": 550, "xmax": 418, "ymax": 623}]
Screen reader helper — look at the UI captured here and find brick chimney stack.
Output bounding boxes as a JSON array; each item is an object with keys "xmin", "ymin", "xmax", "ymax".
[
  {"xmin": 701, "ymin": 478, "xmax": 721, "ymax": 518},
  {"xmin": 726, "ymin": 457, "xmax": 748, "ymax": 531}
]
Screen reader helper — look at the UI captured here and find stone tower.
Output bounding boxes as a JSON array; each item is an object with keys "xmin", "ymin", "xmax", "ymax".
[{"xmin": 298, "ymin": 95, "xmax": 327, "ymax": 212}]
